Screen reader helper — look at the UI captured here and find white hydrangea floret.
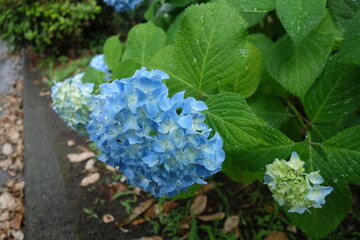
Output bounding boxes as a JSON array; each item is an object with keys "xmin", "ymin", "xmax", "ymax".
[
  {"xmin": 264, "ymin": 152, "xmax": 333, "ymax": 214},
  {"xmin": 51, "ymin": 73, "xmax": 95, "ymax": 135}
]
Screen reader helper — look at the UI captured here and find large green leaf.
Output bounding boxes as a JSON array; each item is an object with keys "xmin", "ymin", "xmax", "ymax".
[
  {"xmin": 103, "ymin": 35, "xmax": 124, "ymax": 71},
  {"xmin": 219, "ymin": 43, "xmax": 261, "ymax": 98},
  {"xmin": 148, "ymin": 1, "xmax": 249, "ymax": 98},
  {"xmin": 304, "ymin": 56, "xmax": 360, "ymax": 124},
  {"xmin": 276, "ymin": 0, "xmax": 326, "ymax": 44},
  {"xmin": 224, "ymin": 0, "xmax": 275, "ymax": 27},
  {"xmin": 204, "ymin": 92, "xmax": 263, "ymax": 150},
  {"xmin": 82, "ymin": 67, "xmax": 106, "ymax": 91},
  {"xmin": 122, "ymin": 22, "xmax": 166, "ymax": 65},
  {"xmin": 111, "ymin": 60, "xmax": 142, "ymax": 80},
  {"xmin": 247, "ymin": 92, "xmax": 291, "ymax": 129},
  {"xmin": 266, "ymin": 32, "xmax": 333, "ymax": 98},
  {"xmin": 338, "ymin": 12, "xmax": 360, "ymax": 64},
  {"xmin": 328, "ymin": 0, "xmax": 360, "ymax": 31}
]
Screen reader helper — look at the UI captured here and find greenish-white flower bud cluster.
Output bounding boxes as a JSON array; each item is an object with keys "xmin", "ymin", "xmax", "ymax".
[
  {"xmin": 51, "ymin": 73, "xmax": 95, "ymax": 136},
  {"xmin": 264, "ymin": 152, "xmax": 333, "ymax": 214}
]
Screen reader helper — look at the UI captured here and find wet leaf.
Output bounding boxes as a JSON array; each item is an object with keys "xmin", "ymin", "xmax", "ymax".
[
  {"xmin": 197, "ymin": 212, "xmax": 225, "ymax": 221},
  {"xmin": 131, "ymin": 218, "xmax": 147, "ymax": 225},
  {"xmin": 144, "ymin": 201, "xmax": 179, "ymax": 218},
  {"xmin": 67, "ymin": 151, "xmax": 95, "ymax": 163},
  {"xmin": 0, "ymin": 192, "xmax": 22, "ymax": 211},
  {"xmin": 223, "ymin": 215, "xmax": 240, "ymax": 234},
  {"xmin": 190, "ymin": 194, "xmax": 207, "ymax": 215},
  {"xmin": 80, "ymin": 172, "xmax": 100, "ymax": 186}
]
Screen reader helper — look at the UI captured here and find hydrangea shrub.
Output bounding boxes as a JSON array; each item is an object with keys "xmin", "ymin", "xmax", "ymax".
[
  {"xmin": 51, "ymin": 0, "xmax": 360, "ymax": 238},
  {"xmin": 103, "ymin": 0, "xmax": 143, "ymax": 12}
]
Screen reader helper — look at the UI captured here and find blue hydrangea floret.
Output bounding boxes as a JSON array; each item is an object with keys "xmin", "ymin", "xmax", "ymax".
[
  {"xmin": 51, "ymin": 73, "xmax": 95, "ymax": 135},
  {"xmin": 89, "ymin": 54, "xmax": 111, "ymax": 74},
  {"xmin": 103, "ymin": 0, "xmax": 143, "ymax": 12},
  {"xmin": 264, "ymin": 152, "xmax": 333, "ymax": 214},
  {"xmin": 87, "ymin": 67, "xmax": 225, "ymax": 197}
]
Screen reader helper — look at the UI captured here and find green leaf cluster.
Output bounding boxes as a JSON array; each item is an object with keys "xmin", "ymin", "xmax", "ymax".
[{"xmin": 86, "ymin": 0, "xmax": 360, "ymax": 238}]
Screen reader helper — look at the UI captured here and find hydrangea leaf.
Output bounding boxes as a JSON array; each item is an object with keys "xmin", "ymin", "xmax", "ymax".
[
  {"xmin": 338, "ymin": 12, "xmax": 360, "ymax": 64},
  {"xmin": 111, "ymin": 60, "xmax": 142, "ymax": 80},
  {"xmin": 304, "ymin": 56, "xmax": 360, "ymax": 125},
  {"xmin": 223, "ymin": 0, "xmax": 275, "ymax": 27},
  {"xmin": 204, "ymin": 92, "xmax": 264, "ymax": 151},
  {"xmin": 284, "ymin": 134, "xmax": 359, "ymax": 238},
  {"xmin": 230, "ymin": 126, "xmax": 295, "ymax": 171},
  {"xmin": 266, "ymin": 32, "xmax": 333, "ymax": 98},
  {"xmin": 247, "ymin": 92, "xmax": 291, "ymax": 129},
  {"xmin": 81, "ymin": 66, "xmax": 106, "ymax": 91},
  {"xmin": 219, "ymin": 43, "xmax": 261, "ymax": 98},
  {"xmin": 122, "ymin": 22, "xmax": 166, "ymax": 65},
  {"xmin": 328, "ymin": 0, "xmax": 360, "ymax": 32},
  {"xmin": 166, "ymin": 11, "xmax": 184, "ymax": 45},
  {"xmin": 276, "ymin": 0, "xmax": 326, "ymax": 44},
  {"xmin": 103, "ymin": 35, "xmax": 124, "ymax": 71},
  {"xmin": 149, "ymin": 1, "xmax": 249, "ymax": 99}
]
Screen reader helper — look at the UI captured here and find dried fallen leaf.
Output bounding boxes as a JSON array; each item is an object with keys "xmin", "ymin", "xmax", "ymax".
[
  {"xmin": 9, "ymin": 229, "xmax": 24, "ymax": 240},
  {"xmin": 67, "ymin": 151, "xmax": 95, "ymax": 163},
  {"xmin": 102, "ymin": 214, "xmax": 115, "ymax": 224},
  {"xmin": 67, "ymin": 140, "xmax": 75, "ymax": 147},
  {"xmin": 286, "ymin": 225, "xmax": 297, "ymax": 234},
  {"xmin": 190, "ymin": 194, "xmax": 207, "ymax": 215},
  {"xmin": 39, "ymin": 91, "xmax": 51, "ymax": 96},
  {"xmin": 118, "ymin": 199, "xmax": 155, "ymax": 226},
  {"xmin": 140, "ymin": 237, "xmax": 163, "ymax": 240},
  {"xmin": 108, "ymin": 182, "xmax": 128, "ymax": 200},
  {"xmin": 131, "ymin": 218, "xmax": 147, "ymax": 225},
  {"xmin": 9, "ymin": 213, "xmax": 23, "ymax": 230},
  {"xmin": 144, "ymin": 201, "xmax": 179, "ymax": 218},
  {"xmin": 0, "ymin": 159, "xmax": 12, "ymax": 171},
  {"xmin": 80, "ymin": 172, "xmax": 100, "ymax": 186},
  {"xmin": 0, "ymin": 212, "xmax": 9, "ymax": 221},
  {"xmin": 105, "ymin": 165, "xmax": 117, "ymax": 172},
  {"xmin": 0, "ymin": 192, "xmax": 21, "ymax": 211},
  {"xmin": 197, "ymin": 212, "xmax": 225, "ymax": 221},
  {"xmin": 8, "ymin": 130, "xmax": 20, "ymax": 143},
  {"xmin": 2, "ymin": 143, "xmax": 13, "ymax": 156},
  {"xmin": 223, "ymin": 215, "xmax": 240, "ymax": 234},
  {"xmin": 265, "ymin": 231, "xmax": 289, "ymax": 240},
  {"xmin": 85, "ymin": 159, "xmax": 96, "ymax": 172}
]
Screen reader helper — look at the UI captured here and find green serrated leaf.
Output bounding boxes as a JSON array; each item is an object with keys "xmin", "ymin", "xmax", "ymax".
[
  {"xmin": 304, "ymin": 55, "xmax": 360, "ymax": 124},
  {"xmin": 103, "ymin": 35, "xmax": 124, "ymax": 71},
  {"xmin": 122, "ymin": 22, "xmax": 166, "ymax": 65},
  {"xmin": 313, "ymin": 10, "xmax": 342, "ymax": 39},
  {"xmin": 266, "ymin": 32, "xmax": 333, "ymax": 98},
  {"xmin": 338, "ymin": 12, "xmax": 360, "ymax": 64},
  {"xmin": 204, "ymin": 92, "xmax": 263, "ymax": 151},
  {"xmin": 221, "ymin": 161, "xmax": 264, "ymax": 183},
  {"xmin": 231, "ymin": 126, "xmax": 295, "ymax": 171},
  {"xmin": 168, "ymin": 0, "xmax": 194, "ymax": 7},
  {"xmin": 112, "ymin": 60, "xmax": 142, "ymax": 80},
  {"xmin": 276, "ymin": 0, "xmax": 326, "ymax": 44},
  {"xmin": 224, "ymin": 0, "xmax": 274, "ymax": 27},
  {"xmin": 149, "ymin": 1, "xmax": 248, "ymax": 98},
  {"xmin": 248, "ymin": 92, "xmax": 291, "ymax": 129},
  {"xmin": 82, "ymin": 66, "xmax": 106, "ymax": 91},
  {"xmin": 219, "ymin": 43, "xmax": 261, "ymax": 98},
  {"xmin": 166, "ymin": 11, "xmax": 184, "ymax": 45},
  {"xmin": 328, "ymin": 0, "xmax": 360, "ymax": 32}
]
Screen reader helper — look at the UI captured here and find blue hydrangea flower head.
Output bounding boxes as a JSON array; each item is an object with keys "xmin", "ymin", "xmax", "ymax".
[
  {"xmin": 88, "ymin": 67, "xmax": 225, "ymax": 197},
  {"xmin": 103, "ymin": 0, "xmax": 143, "ymax": 12},
  {"xmin": 51, "ymin": 73, "xmax": 95, "ymax": 135},
  {"xmin": 89, "ymin": 54, "xmax": 110, "ymax": 74},
  {"xmin": 264, "ymin": 152, "xmax": 333, "ymax": 214}
]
